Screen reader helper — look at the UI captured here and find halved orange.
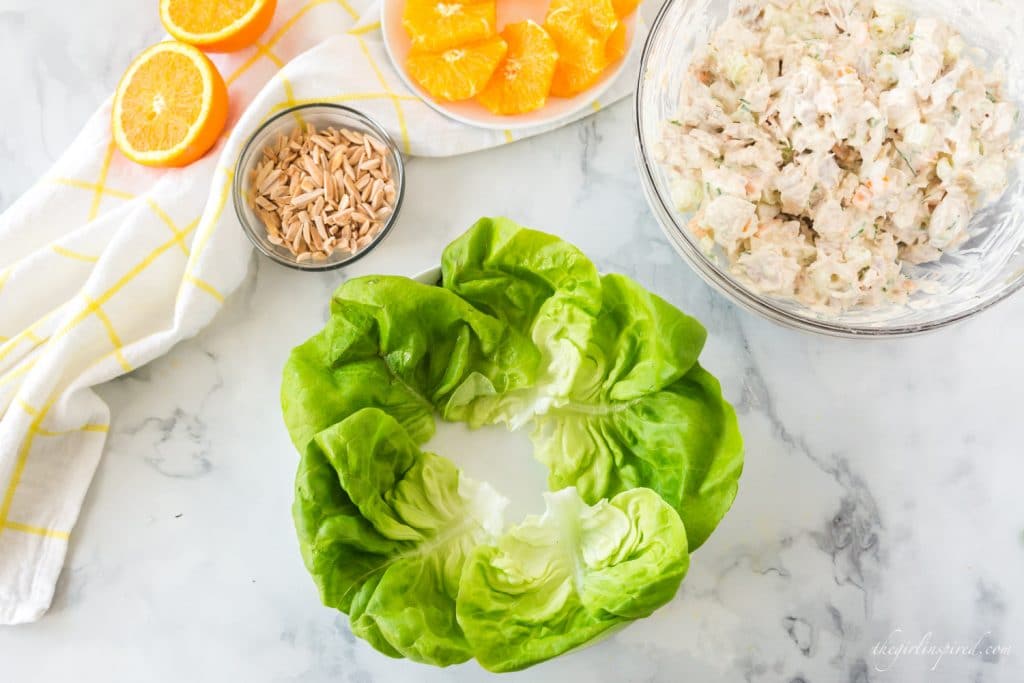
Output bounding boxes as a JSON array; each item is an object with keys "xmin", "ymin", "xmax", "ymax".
[
  {"xmin": 544, "ymin": 0, "xmax": 619, "ymax": 97},
  {"xmin": 112, "ymin": 42, "xmax": 228, "ymax": 167},
  {"xmin": 477, "ymin": 21, "xmax": 558, "ymax": 115},
  {"xmin": 160, "ymin": 0, "xmax": 277, "ymax": 53},
  {"xmin": 406, "ymin": 35, "xmax": 508, "ymax": 101},
  {"xmin": 403, "ymin": 0, "xmax": 497, "ymax": 52}
]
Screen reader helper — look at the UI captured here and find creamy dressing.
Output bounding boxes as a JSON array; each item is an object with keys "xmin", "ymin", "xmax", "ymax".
[{"xmin": 658, "ymin": 0, "xmax": 1020, "ymax": 311}]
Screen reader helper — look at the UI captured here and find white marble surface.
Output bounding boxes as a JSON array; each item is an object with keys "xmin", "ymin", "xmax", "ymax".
[{"xmin": 1, "ymin": 1, "xmax": 1023, "ymax": 680}]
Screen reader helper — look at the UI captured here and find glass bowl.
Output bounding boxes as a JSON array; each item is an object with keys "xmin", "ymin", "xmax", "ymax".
[
  {"xmin": 634, "ymin": 0, "xmax": 1024, "ymax": 337},
  {"xmin": 233, "ymin": 104, "xmax": 406, "ymax": 272}
]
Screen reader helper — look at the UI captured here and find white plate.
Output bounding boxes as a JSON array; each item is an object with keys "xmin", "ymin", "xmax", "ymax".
[{"xmin": 381, "ymin": 0, "xmax": 637, "ymax": 131}]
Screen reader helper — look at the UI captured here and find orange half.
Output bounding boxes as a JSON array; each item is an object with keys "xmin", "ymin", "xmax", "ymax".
[
  {"xmin": 407, "ymin": 35, "xmax": 508, "ymax": 102},
  {"xmin": 403, "ymin": 0, "xmax": 497, "ymax": 52},
  {"xmin": 160, "ymin": 0, "xmax": 277, "ymax": 53},
  {"xmin": 477, "ymin": 21, "xmax": 559, "ymax": 115},
  {"xmin": 112, "ymin": 42, "xmax": 228, "ymax": 167}
]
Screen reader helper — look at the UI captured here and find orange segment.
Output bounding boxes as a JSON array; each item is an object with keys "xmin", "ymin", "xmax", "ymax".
[
  {"xmin": 544, "ymin": 0, "xmax": 619, "ymax": 97},
  {"xmin": 160, "ymin": 0, "xmax": 277, "ymax": 52},
  {"xmin": 606, "ymin": 22, "xmax": 628, "ymax": 62},
  {"xmin": 406, "ymin": 35, "xmax": 508, "ymax": 102},
  {"xmin": 611, "ymin": 0, "xmax": 640, "ymax": 17},
  {"xmin": 477, "ymin": 21, "xmax": 559, "ymax": 115},
  {"xmin": 112, "ymin": 42, "xmax": 228, "ymax": 167},
  {"xmin": 403, "ymin": 0, "xmax": 497, "ymax": 52}
]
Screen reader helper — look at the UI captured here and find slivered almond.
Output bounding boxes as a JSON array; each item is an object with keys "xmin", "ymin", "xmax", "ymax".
[
  {"xmin": 343, "ymin": 175, "xmax": 359, "ymax": 198},
  {"xmin": 259, "ymin": 168, "xmax": 283, "ymax": 194},
  {"xmin": 302, "ymin": 157, "xmax": 323, "ymax": 185},
  {"xmin": 291, "ymin": 189, "xmax": 323, "ymax": 208},
  {"xmin": 325, "ymin": 173, "xmax": 336, "ymax": 206},
  {"xmin": 367, "ymin": 136, "xmax": 386, "ymax": 154},
  {"xmin": 330, "ymin": 147, "xmax": 346, "ymax": 172},
  {"xmin": 310, "ymin": 135, "xmax": 333, "ymax": 152}
]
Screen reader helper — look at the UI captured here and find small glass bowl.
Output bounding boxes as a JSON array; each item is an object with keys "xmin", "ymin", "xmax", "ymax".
[{"xmin": 233, "ymin": 104, "xmax": 406, "ymax": 272}]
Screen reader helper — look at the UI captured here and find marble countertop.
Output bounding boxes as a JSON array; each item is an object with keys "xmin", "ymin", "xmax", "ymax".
[{"xmin": 1, "ymin": 1, "xmax": 1022, "ymax": 680}]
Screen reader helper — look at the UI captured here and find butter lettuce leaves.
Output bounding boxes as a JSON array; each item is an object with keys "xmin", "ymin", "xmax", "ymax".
[
  {"xmin": 294, "ymin": 408, "xmax": 505, "ymax": 665},
  {"xmin": 534, "ymin": 362, "xmax": 742, "ymax": 550},
  {"xmin": 281, "ymin": 275, "xmax": 540, "ymax": 452},
  {"xmin": 440, "ymin": 216, "xmax": 603, "ymax": 330},
  {"xmin": 441, "ymin": 217, "xmax": 604, "ymax": 427},
  {"xmin": 284, "ymin": 218, "xmax": 743, "ymax": 671},
  {"xmin": 457, "ymin": 487, "xmax": 689, "ymax": 672},
  {"xmin": 442, "ymin": 222, "xmax": 743, "ymax": 550}
]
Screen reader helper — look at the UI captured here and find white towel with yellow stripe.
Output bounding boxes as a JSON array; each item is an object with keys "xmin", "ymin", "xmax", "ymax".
[{"xmin": 0, "ymin": 0, "xmax": 641, "ymax": 624}]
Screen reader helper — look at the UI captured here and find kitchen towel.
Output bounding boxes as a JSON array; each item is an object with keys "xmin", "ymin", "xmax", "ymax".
[{"xmin": 0, "ymin": 0, "xmax": 643, "ymax": 623}]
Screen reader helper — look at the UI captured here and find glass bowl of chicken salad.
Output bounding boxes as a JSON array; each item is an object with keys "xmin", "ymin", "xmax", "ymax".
[{"xmin": 635, "ymin": 0, "xmax": 1024, "ymax": 336}]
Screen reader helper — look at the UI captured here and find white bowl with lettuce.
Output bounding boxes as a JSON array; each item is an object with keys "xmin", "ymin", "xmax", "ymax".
[{"xmin": 281, "ymin": 218, "xmax": 744, "ymax": 671}]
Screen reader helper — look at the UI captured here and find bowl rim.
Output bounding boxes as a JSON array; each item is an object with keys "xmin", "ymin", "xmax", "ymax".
[
  {"xmin": 232, "ymin": 103, "xmax": 407, "ymax": 273},
  {"xmin": 633, "ymin": 0, "xmax": 1024, "ymax": 338}
]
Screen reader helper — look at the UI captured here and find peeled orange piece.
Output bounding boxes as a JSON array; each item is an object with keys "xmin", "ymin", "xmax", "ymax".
[
  {"xmin": 606, "ymin": 22, "xmax": 628, "ymax": 62},
  {"xmin": 112, "ymin": 42, "xmax": 228, "ymax": 167},
  {"xmin": 544, "ymin": 0, "xmax": 619, "ymax": 97},
  {"xmin": 611, "ymin": 0, "xmax": 640, "ymax": 18},
  {"xmin": 403, "ymin": 0, "xmax": 497, "ymax": 52},
  {"xmin": 160, "ymin": 0, "xmax": 277, "ymax": 53},
  {"xmin": 477, "ymin": 21, "xmax": 558, "ymax": 115},
  {"xmin": 407, "ymin": 35, "xmax": 508, "ymax": 102}
]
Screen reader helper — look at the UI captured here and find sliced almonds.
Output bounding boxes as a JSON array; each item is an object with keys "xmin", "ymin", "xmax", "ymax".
[{"xmin": 247, "ymin": 124, "xmax": 397, "ymax": 262}]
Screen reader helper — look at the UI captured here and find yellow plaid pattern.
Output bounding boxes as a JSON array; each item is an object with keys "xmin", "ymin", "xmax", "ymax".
[{"xmin": 0, "ymin": 0, "xmax": 364, "ymax": 545}]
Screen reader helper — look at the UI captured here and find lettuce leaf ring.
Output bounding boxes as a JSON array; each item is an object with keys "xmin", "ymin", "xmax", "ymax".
[{"xmin": 282, "ymin": 218, "xmax": 743, "ymax": 671}]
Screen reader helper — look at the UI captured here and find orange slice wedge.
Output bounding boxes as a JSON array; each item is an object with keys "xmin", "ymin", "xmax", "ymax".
[
  {"xmin": 606, "ymin": 22, "xmax": 628, "ymax": 62},
  {"xmin": 477, "ymin": 21, "xmax": 559, "ymax": 115},
  {"xmin": 160, "ymin": 0, "xmax": 277, "ymax": 53},
  {"xmin": 544, "ymin": 0, "xmax": 619, "ymax": 97},
  {"xmin": 403, "ymin": 0, "xmax": 497, "ymax": 52},
  {"xmin": 611, "ymin": 0, "xmax": 640, "ymax": 18},
  {"xmin": 407, "ymin": 35, "xmax": 508, "ymax": 101},
  {"xmin": 112, "ymin": 42, "xmax": 228, "ymax": 167}
]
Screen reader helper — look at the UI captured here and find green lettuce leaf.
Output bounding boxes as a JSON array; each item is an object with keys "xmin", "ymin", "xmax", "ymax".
[
  {"xmin": 440, "ymin": 219, "xmax": 742, "ymax": 550},
  {"xmin": 457, "ymin": 487, "xmax": 689, "ymax": 672},
  {"xmin": 281, "ymin": 275, "xmax": 540, "ymax": 451},
  {"xmin": 441, "ymin": 217, "xmax": 603, "ymax": 427},
  {"xmin": 441, "ymin": 216, "xmax": 603, "ymax": 330},
  {"xmin": 533, "ymin": 363, "xmax": 743, "ymax": 550},
  {"xmin": 532, "ymin": 274, "xmax": 741, "ymax": 550},
  {"xmin": 294, "ymin": 408, "xmax": 505, "ymax": 666}
]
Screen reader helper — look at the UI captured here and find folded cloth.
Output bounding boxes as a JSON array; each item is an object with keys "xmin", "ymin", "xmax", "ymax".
[{"xmin": 0, "ymin": 0, "xmax": 642, "ymax": 623}]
